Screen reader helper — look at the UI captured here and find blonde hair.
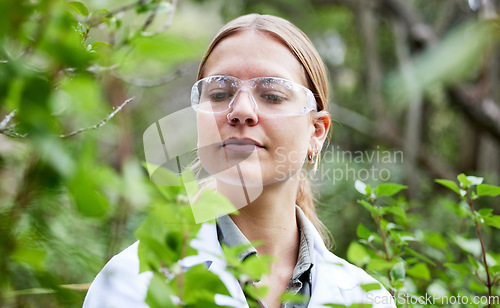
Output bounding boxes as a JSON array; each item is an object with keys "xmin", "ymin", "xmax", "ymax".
[{"xmin": 196, "ymin": 14, "xmax": 332, "ymax": 248}]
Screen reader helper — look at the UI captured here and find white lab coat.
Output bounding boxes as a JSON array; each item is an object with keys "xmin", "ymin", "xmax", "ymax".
[{"xmin": 83, "ymin": 217, "xmax": 396, "ymax": 308}]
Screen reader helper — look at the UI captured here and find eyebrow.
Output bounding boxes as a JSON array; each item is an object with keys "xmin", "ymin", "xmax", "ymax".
[{"xmin": 207, "ymin": 73, "xmax": 294, "ymax": 81}]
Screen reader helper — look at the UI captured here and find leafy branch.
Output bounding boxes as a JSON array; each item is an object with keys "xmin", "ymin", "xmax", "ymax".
[
  {"xmin": 436, "ymin": 174, "xmax": 500, "ymax": 307},
  {"xmin": 354, "ymin": 181, "xmax": 409, "ymax": 296}
]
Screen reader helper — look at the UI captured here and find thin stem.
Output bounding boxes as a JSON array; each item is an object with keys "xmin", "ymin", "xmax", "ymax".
[
  {"xmin": 372, "ymin": 208, "xmax": 390, "ymax": 261},
  {"xmin": 177, "ymin": 230, "xmax": 188, "ymax": 304},
  {"xmin": 367, "ymin": 241, "xmax": 387, "ymax": 260},
  {"xmin": 468, "ymin": 192, "xmax": 493, "ymax": 307},
  {"xmin": 60, "ymin": 97, "xmax": 134, "ymax": 138}
]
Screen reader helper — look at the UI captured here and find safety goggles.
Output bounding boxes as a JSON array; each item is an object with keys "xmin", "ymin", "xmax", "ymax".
[{"xmin": 191, "ymin": 75, "xmax": 318, "ymax": 115}]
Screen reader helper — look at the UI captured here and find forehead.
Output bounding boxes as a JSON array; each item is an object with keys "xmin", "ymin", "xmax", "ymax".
[{"xmin": 203, "ymin": 30, "xmax": 308, "ymax": 87}]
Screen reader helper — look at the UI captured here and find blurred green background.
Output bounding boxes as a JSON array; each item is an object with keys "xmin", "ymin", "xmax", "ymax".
[{"xmin": 0, "ymin": 0, "xmax": 499, "ymax": 306}]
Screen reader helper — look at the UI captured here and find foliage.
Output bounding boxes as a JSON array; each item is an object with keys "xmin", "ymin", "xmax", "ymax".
[
  {"xmin": 351, "ymin": 176, "xmax": 500, "ymax": 307},
  {"xmin": 0, "ymin": 0, "xmax": 204, "ymax": 306}
]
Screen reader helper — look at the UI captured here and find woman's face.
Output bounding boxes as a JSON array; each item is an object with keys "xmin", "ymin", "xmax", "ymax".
[{"xmin": 196, "ymin": 30, "xmax": 319, "ymax": 188}]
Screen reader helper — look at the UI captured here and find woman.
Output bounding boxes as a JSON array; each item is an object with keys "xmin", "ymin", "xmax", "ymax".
[{"xmin": 84, "ymin": 14, "xmax": 395, "ymax": 308}]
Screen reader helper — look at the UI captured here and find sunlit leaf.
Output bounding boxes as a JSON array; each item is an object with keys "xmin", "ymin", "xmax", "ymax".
[
  {"xmin": 477, "ymin": 184, "xmax": 500, "ymax": 197},
  {"xmin": 435, "ymin": 179, "xmax": 461, "ymax": 195},
  {"xmin": 452, "ymin": 235, "xmax": 481, "ymax": 257},
  {"xmin": 375, "ymin": 183, "xmax": 407, "ymax": 197},
  {"xmin": 389, "ymin": 262, "xmax": 405, "ymax": 281},
  {"xmin": 355, "ymin": 180, "xmax": 368, "ymax": 195},
  {"xmin": 356, "ymin": 223, "xmax": 371, "ymax": 240},
  {"xmin": 68, "ymin": 1, "xmax": 89, "ymax": 16},
  {"xmin": 279, "ymin": 291, "xmax": 309, "ymax": 304},
  {"xmin": 466, "ymin": 176, "xmax": 483, "ymax": 185},
  {"xmin": 182, "ymin": 264, "xmax": 230, "ymax": 304},
  {"xmin": 404, "ymin": 247, "xmax": 436, "ymax": 266},
  {"xmin": 484, "ymin": 215, "xmax": 500, "ymax": 229},
  {"xmin": 457, "ymin": 173, "xmax": 471, "ymax": 189},
  {"xmin": 406, "ymin": 263, "xmax": 430, "ymax": 281},
  {"xmin": 145, "ymin": 273, "xmax": 175, "ymax": 308},
  {"xmin": 191, "ymin": 189, "xmax": 237, "ymax": 224},
  {"xmin": 347, "ymin": 242, "xmax": 370, "ymax": 267}
]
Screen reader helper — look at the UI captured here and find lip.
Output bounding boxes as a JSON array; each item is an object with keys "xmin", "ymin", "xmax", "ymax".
[
  {"xmin": 222, "ymin": 138, "xmax": 264, "ymax": 148},
  {"xmin": 221, "ymin": 138, "xmax": 264, "ymax": 153}
]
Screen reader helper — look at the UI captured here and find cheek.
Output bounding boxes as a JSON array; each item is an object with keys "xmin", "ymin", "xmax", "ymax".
[
  {"xmin": 264, "ymin": 116, "xmax": 312, "ymax": 163},
  {"xmin": 197, "ymin": 113, "xmax": 223, "ymax": 147}
]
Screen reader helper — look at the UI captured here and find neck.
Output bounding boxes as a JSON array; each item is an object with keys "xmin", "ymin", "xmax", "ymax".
[{"xmin": 216, "ymin": 175, "xmax": 300, "ymax": 259}]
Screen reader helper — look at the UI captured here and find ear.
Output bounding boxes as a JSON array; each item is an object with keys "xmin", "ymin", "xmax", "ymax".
[{"xmin": 309, "ymin": 110, "xmax": 331, "ymax": 152}]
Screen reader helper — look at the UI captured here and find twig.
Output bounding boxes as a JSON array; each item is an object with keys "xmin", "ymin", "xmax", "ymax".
[
  {"xmin": 88, "ymin": 1, "xmax": 152, "ymax": 28},
  {"xmin": 374, "ymin": 214, "xmax": 391, "ymax": 260},
  {"xmin": 60, "ymin": 97, "xmax": 134, "ymax": 138},
  {"xmin": 0, "ymin": 110, "xmax": 17, "ymax": 131},
  {"xmin": 367, "ymin": 240, "xmax": 387, "ymax": 260},
  {"xmin": 140, "ymin": 0, "xmax": 178, "ymax": 36},
  {"xmin": 467, "ymin": 192, "xmax": 493, "ymax": 307},
  {"xmin": 0, "ymin": 111, "xmax": 26, "ymax": 138},
  {"xmin": 141, "ymin": 0, "xmax": 161, "ymax": 32}
]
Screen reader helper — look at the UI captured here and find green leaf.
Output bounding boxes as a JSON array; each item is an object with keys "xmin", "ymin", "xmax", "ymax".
[
  {"xmin": 367, "ymin": 259, "xmax": 398, "ymax": 272},
  {"xmin": 279, "ymin": 291, "xmax": 309, "ymax": 304},
  {"xmin": 11, "ymin": 239, "xmax": 47, "ymax": 271},
  {"xmin": 469, "ymin": 279, "xmax": 488, "ymax": 293},
  {"xmin": 478, "ymin": 208, "xmax": 494, "ymax": 217},
  {"xmin": 435, "ymin": 179, "xmax": 461, "ymax": 195},
  {"xmin": 484, "ymin": 215, "xmax": 500, "ymax": 229},
  {"xmin": 444, "ymin": 262, "xmax": 472, "ymax": 276},
  {"xmin": 477, "ymin": 184, "xmax": 500, "ymax": 197},
  {"xmin": 240, "ymin": 255, "xmax": 273, "ymax": 281},
  {"xmin": 389, "ymin": 262, "xmax": 405, "ymax": 281},
  {"xmin": 347, "ymin": 242, "xmax": 370, "ymax": 267},
  {"xmin": 404, "ymin": 247, "xmax": 436, "ymax": 266},
  {"xmin": 452, "ymin": 235, "xmax": 481, "ymax": 257},
  {"xmin": 67, "ymin": 167, "xmax": 108, "ymax": 217},
  {"xmin": 457, "ymin": 173, "xmax": 471, "ymax": 188},
  {"xmin": 182, "ymin": 264, "xmax": 230, "ymax": 304},
  {"xmin": 191, "ymin": 189, "xmax": 238, "ymax": 223},
  {"xmin": 489, "ymin": 265, "xmax": 500, "ymax": 275},
  {"xmin": 357, "ymin": 200, "xmax": 382, "ymax": 216},
  {"xmin": 243, "ymin": 284, "xmax": 269, "ymax": 301},
  {"xmin": 221, "ymin": 243, "xmax": 256, "ymax": 268},
  {"xmin": 406, "ymin": 263, "xmax": 430, "ymax": 281},
  {"xmin": 424, "ymin": 232, "xmax": 448, "ymax": 250},
  {"xmin": 68, "ymin": 1, "xmax": 90, "ymax": 16},
  {"xmin": 356, "ymin": 223, "xmax": 371, "ymax": 240},
  {"xmin": 375, "ymin": 183, "xmax": 407, "ymax": 197},
  {"xmin": 145, "ymin": 273, "xmax": 175, "ymax": 308},
  {"xmin": 467, "ymin": 255, "xmax": 480, "ymax": 270},
  {"xmin": 384, "ymin": 206, "xmax": 407, "ymax": 220},
  {"xmin": 360, "ymin": 283, "xmax": 381, "ymax": 292}
]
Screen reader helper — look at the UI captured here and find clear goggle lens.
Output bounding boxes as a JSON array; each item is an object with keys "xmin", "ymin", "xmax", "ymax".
[{"xmin": 191, "ymin": 75, "xmax": 317, "ymax": 115}]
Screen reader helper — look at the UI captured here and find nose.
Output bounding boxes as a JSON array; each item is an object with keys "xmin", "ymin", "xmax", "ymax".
[{"xmin": 227, "ymin": 89, "xmax": 259, "ymax": 125}]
